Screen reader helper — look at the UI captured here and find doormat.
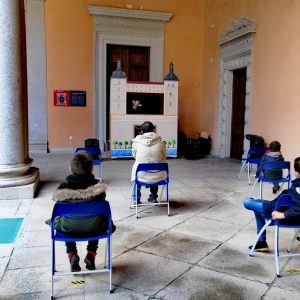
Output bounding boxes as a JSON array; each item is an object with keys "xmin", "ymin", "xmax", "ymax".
[{"xmin": 0, "ymin": 218, "xmax": 23, "ymax": 244}]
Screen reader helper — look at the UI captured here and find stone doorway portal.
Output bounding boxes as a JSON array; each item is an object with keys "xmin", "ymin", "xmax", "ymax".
[{"xmin": 218, "ymin": 18, "xmax": 255, "ymax": 158}]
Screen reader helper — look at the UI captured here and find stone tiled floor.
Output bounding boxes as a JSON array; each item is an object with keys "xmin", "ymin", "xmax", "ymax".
[{"xmin": 0, "ymin": 153, "xmax": 300, "ymax": 299}]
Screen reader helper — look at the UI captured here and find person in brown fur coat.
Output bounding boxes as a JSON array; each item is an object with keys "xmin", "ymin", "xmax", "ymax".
[{"xmin": 51, "ymin": 151, "xmax": 115, "ymax": 272}]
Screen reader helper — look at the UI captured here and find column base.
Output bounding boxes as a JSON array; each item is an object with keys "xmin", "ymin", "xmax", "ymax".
[{"xmin": 0, "ymin": 168, "xmax": 39, "ymax": 199}]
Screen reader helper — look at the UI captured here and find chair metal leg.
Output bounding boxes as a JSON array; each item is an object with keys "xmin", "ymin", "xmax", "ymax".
[
  {"xmin": 287, "ymin": 229, "xmax": 300, "ymax": 253},
  {"xmin": 238, "ymin": 161, "xmax": 247, "ymax": 180},
  {"xmin": 158, "ymin": 185, "xmax": 165, "ymax": 203},
  {"xmin": 247, "ymin": 162, "xmax": 251, "ymax": 185},
  {"xmin": 104, "ymin": 238, "xmax": 108, "ymax": 268},
  {"xmin": 260, "ymin": 180, "xmax": 263, "ymax": 199},
  {"xmin": 249, "ymin": 178, "xmax": 259, "ymax": 197},
  {"xmin": 99, "ymin": 164, "xmax": 102, "ymax": 182},
  {"xmin": 135, "ymin": 184, "xmax": 138, "ymax": 218},
  {"xmin": 167, "ymin": 184, "xmax": 170, "ymax": 216},
  {"xmin": 51, "ymin": 240, "xmax": 55, "ymax": 299},
  {"xmin": 275, "ymin": 225, "xmax": 280, "ymax": 277},
  {"xmin": 108, "ymin": 236, "xmax": 113, "ymax": 293},
  {"xmin": 249, "ymin": 219, "xmax": 272, "ymax": 256}
]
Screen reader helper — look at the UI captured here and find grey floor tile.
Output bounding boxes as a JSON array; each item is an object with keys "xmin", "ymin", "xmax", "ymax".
[
  {"xmin": 264, "ymin": 286, "xmax": 300, "ymax": 300},
  {"xmin": 112, "ymin": 222, "xmax": 161, "ymax": 249},
  {"xmin": 0, "ymin": 267, "xmax": 51, "ymax": 295},
  {"xmin": 156, "ymin": 265, "xmax": 268, "ymax": 300},
  {"xmin": 111, "ymin": 249, "xmax": 190, "ymax": 295},
  {"xmin": 169, "ymin": 215, "xmax": 240, "ymax": 242},
  {"xmin": 136, "ymin": 231, "xmax": 220, "ymax": 263},
  {"xmin": 198, "ymin": 243, "xmax": 276, "ymax": 284}
]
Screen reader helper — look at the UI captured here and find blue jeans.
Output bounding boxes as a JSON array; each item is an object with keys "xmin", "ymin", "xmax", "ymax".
[{"xmin": 244, "ymin": 197, "xmax": 267, "ymax": 241}]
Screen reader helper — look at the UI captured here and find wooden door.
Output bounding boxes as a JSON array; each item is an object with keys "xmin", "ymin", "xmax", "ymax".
[
  {"xmin": 106, "ymin": 45, "xmax": 150, "ymax": 142},
  {"xmin": 230, "ymin": 68, "xmax": 247, "ymax": 159}
]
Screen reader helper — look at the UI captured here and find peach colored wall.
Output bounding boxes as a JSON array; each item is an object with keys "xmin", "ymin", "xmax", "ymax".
[
  {"xmin": 202, "ymin": 0, "xmax": 300, "ymax": 161},
  {"xmin": 45, "ymin": 0, "xmax": 205, "ymax": 148}
]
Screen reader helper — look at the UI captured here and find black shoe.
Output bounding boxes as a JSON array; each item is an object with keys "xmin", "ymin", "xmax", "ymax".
[
  {"xmin": 273, "ymin": 186, "xmax": 280, "ymax": 194},
  {"xmin": 70, "ymin": 254, "xmax": 81, "ymax": 272},
  {"xmin": 148, "ymin": 197, "xmax": 158, "ymax": 203},
  {"xmin": 148, "ymin": 194, "xmax": 158, "ymax": 203},
  {"xmin": 84, "ymin": 253, "xmax": 96, "ymax": 270},
  {"xmin": 248, "ymin": 240, "xmax": 269, "ymax": 252}
]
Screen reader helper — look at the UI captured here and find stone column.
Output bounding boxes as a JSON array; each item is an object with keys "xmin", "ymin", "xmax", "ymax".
[{"xmin": 0, "ymin": 0, "xmax": 39, "ymax": 199}]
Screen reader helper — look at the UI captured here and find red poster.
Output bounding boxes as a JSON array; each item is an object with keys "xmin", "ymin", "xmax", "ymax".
[{"xmin": 54, "ymin": 90, "xmax": 70, "ymax": 106}]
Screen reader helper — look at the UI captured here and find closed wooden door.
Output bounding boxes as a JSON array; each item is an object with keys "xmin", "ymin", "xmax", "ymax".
[
  {"xmin": 106, "ymin": 45, "xmax": 150, "ymax": 141},
  {"xmin": 230, "ymin": 68, "xmax": 247, "ymax": 159}
]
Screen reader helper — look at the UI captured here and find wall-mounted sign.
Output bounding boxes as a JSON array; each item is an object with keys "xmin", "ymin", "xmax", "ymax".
[
  {"xmin": 54, "ymin": 90, "xmax": 70, "ymax": 106},
  {"xmin": 70, "ymin": 91, "xmax": 86, "ymax": 106},
  {"xmin": 54, "ymin": 90, "xmax": 86, "ymax": 106}
]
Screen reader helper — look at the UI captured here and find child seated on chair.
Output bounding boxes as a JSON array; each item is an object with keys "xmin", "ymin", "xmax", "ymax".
[
  {"xmin": 244, "ymin": 157, "xmax": 300, "ymax": 252},
  {"xmin": 256, "ymin": 140, "xmax": 284, "ymax": 194},
  {"xmin": 131, "ymin": 121, "xmax": 166, "ymax": 204},
  {"xmin": 51, "ymin": 151, "xmax": 115, "ymax": 272}
]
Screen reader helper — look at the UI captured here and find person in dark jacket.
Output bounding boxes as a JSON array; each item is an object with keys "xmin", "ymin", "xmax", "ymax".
[
  {"xmin": 244, "ymin": 157, "xmax": 300, "ymax": 252},
  {"xmin": 256, "ymin": 140, "xmax": 284, "ymax": 194},
  {"xmin": 51, "ymin": 151, "xmax": 115, "ymax": 272}
]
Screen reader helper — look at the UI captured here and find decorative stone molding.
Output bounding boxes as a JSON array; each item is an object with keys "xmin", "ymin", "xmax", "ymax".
[
  {"xmin": 87, "ymin": 5, "xmax": 172, "ymax": 149},
  {"xmin": 88, "ymin": 6, "xmax": 172, "ymax": 23},
  {"xmin": 219, "ymin": 17, "xmax": 255, "ymax": 45},
  {"xmin": 217, "ymin": 17, "xmax": 255, "ymax": 158}
]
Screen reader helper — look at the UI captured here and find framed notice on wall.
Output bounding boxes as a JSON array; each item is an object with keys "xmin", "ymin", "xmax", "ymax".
[
  {"xmin": 54, "ymin": 90, "xmax": 86, "ymax": 106},
  {"xmin": 70, "ymin": 91, "xmax": 86, "ymax": 106},
  {"xmin": 54, "ymin": 90, "xmax": 70, "ymax": 106}
]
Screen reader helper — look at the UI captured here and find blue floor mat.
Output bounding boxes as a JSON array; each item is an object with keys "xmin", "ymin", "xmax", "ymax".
[{"xmin": 0, "ymin": 218, "xmax": 23, "ymax": 244}]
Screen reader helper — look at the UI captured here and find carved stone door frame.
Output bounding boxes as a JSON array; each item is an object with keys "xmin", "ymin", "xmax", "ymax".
[
  {"xmin": 218, "ymin": 18, "xmax": 255, "ymax": 158},
  {"xmin": 87, "ymin": 6, "xmax": 172, "ymax": 149}
]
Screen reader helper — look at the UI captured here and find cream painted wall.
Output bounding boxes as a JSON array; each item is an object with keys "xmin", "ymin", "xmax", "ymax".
[
  {"xmin": 45, "ymin": 0, "xmax": 205, "ymax": 148},
  {"xmin": 202, "ymin": 0, "xmax": 300, "ymax": 162}
]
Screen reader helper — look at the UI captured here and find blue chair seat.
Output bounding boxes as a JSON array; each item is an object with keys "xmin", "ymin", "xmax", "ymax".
[{"xmin": 131, "ymin": 162, "xmax": 170, "ymax": 218}]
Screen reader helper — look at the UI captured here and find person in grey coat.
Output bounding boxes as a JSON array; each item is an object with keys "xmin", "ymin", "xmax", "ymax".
[{"xmin": 256, "ymin": 140, "xmax": 284, "ymax": 194}]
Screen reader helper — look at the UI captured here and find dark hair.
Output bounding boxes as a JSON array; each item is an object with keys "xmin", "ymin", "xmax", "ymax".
[
  {"xmin": 141, "ymin": 121, "xmax": 154, "ymax": 133},
  {"xmin": 294, "ymin": 157, "xmax": 300, "ymax": 173},
  {"xmin": 70, "ymin": 151, "xmax": 93, "ymax": 175},
  {"xmin": 269, "ymin": 140, "xmax": 281, "ymax": 152}
]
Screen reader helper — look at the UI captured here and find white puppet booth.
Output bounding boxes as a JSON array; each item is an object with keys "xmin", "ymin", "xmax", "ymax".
[{"xmin": 110, "ymin": 61, "xmax": 179, "ymax": 159}]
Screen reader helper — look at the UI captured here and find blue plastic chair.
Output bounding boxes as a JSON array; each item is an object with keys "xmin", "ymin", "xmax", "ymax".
[
  {"xmin": 50, "ymin": 200, "xmax": 113, "ymax": 298},
  {"xmin": 249, "ymin": 194, "xmax": 300, "ymax": 277},
  {"xmin": 76, "ymin": 147, "xmax": 102, "ymax": 181},
  {"xmin": 238, "ymin": 147, "xmax": 267, "ymax": 184},
  {"xmin": 250, "ymin": 161, "xmax": 291, "ymax": 198},
  {"xmin": 131, "ymin": 163, "xmax": 169, "ymax": 218}
]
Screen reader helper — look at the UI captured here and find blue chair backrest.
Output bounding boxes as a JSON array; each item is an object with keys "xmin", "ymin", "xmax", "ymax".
[
  {"xmin": 51, "ymin": 200, "xmax": 110, "ymax": 220},
  {"xmin": 259, "ymin": 161, "xmax": 290, "ymax": 180},
  {"xmin": 50, "ymin": 201, "xmax": 112, "ymax": 239},
  {"xmin": 76, "ymin": 147, "xmax": 101, "ymax": 161},
  {"xmin": 248, "ymin": 147, "xmax": 267, "ymax": 157},
  {"xmin": 261, "ymin": 161, "xmax": 290, "ymax": 171},
  {"xmin": 135, "ymin": 163, "xmax": 169, "ymax": 182}
]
